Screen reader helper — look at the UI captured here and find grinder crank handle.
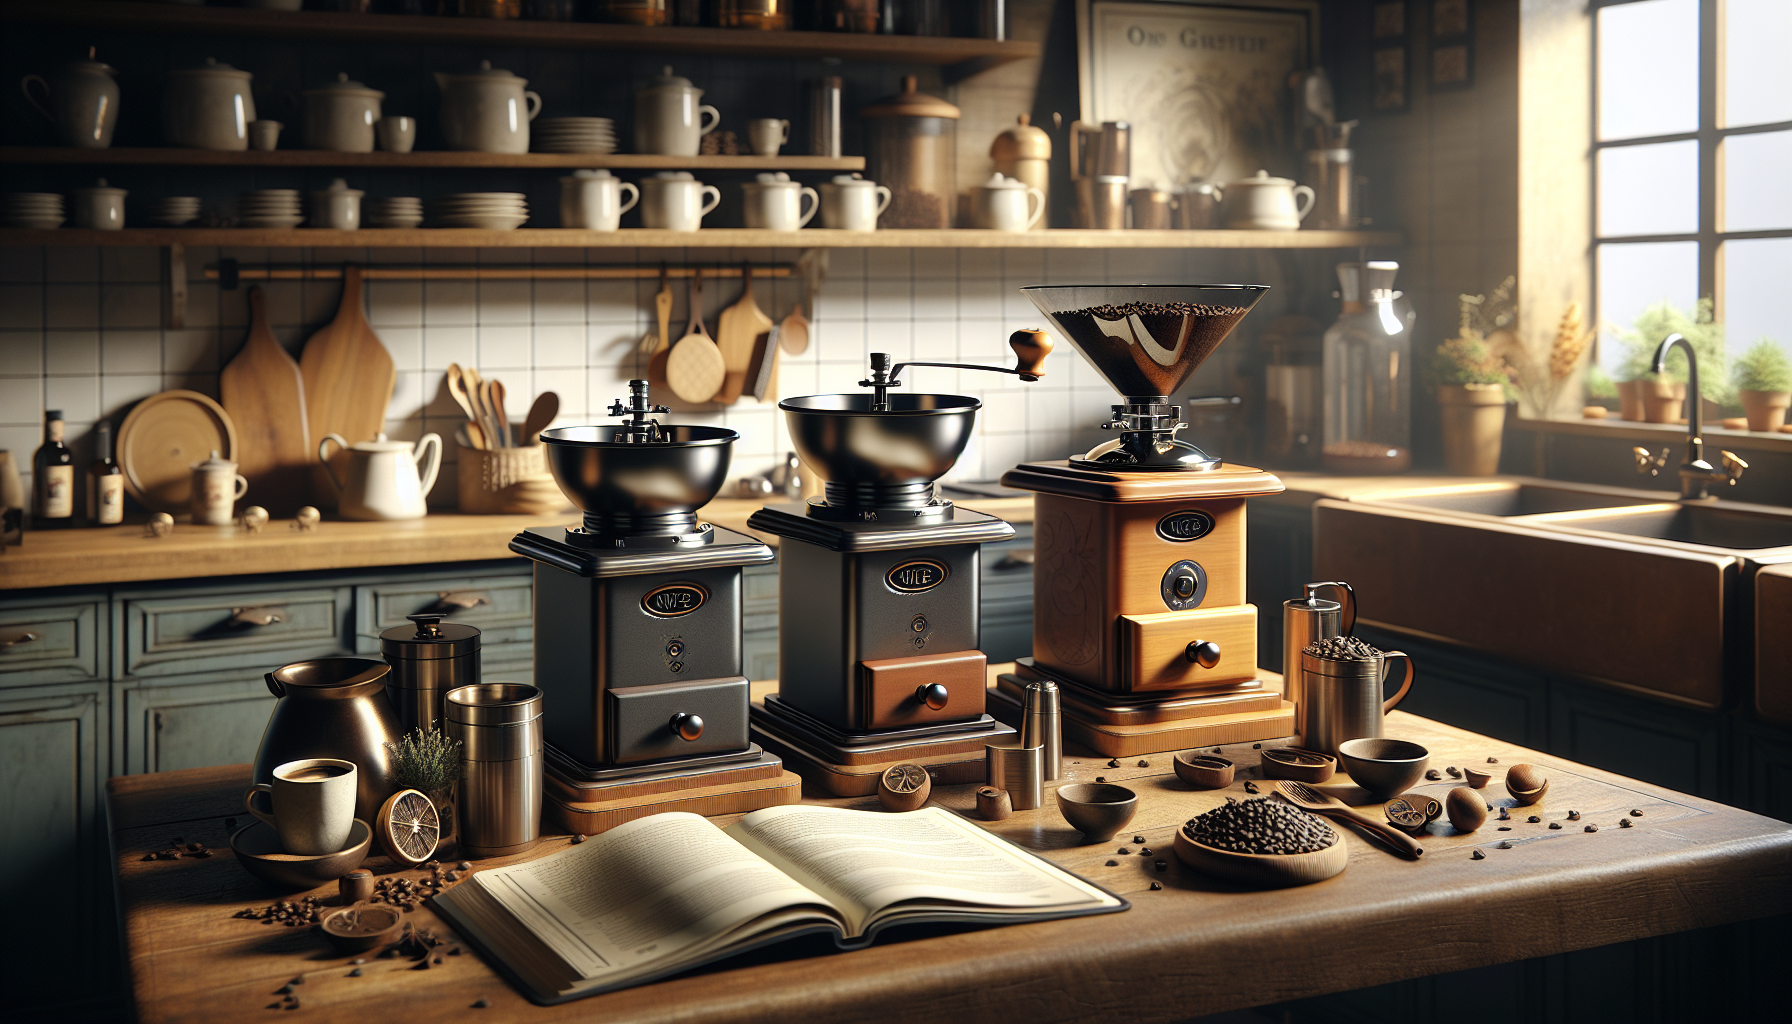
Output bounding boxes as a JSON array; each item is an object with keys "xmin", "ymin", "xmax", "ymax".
[{"xmin": 1009, "ymin": 329, "xmax": 1052, "ymax": 381}]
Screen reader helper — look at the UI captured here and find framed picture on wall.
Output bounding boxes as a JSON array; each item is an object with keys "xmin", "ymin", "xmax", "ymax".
[
  {"xmin": 1075, "ymin": 0, "xmax": 1321, "ymax": 188},
  {"xmin": 1371, "ymin": 0, "xmax": 1410, "ymax": 112},
  {"xmin": 1430, "ymin": 0, "xmax": 1475, "ymax": 90}
]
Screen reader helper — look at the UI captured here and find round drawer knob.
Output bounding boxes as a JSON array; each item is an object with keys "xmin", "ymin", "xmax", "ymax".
[
  {"xmin": 1185, "ymin": 640, "xmax": 1221, "ymax": 668},
  {"xmin": 669, "ymin": 712, "xmax": 705, "ymax": 741},
  {"xmin": 915, "ymin": 683, "xmax": 950, "ymax": 710}
]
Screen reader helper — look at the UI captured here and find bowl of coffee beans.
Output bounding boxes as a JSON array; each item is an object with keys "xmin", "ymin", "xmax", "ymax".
[{"xmin": 1172, "ymin": 797, "xmax": 1347, "ymax": 888}]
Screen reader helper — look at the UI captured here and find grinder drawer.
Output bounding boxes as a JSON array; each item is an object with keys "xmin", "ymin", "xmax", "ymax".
[
  {"xmin": 855, "ymin": 650, "xmax": 987, "ymax": 730},
  {"xmin": 605, "ymin": 676, "xmax": 749, "ymax": 764},
  {"xmin": 1119, "ymin": 605, "xmax": 1258, "ymax": 691}
]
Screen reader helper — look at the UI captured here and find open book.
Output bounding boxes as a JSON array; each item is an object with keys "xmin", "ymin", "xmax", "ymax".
[{"xmin": 432, "ymin": 805, "xmax": 1128, "ymax": 1004}]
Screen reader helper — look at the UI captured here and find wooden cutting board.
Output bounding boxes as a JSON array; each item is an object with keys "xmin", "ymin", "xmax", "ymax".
[
  {"xmin": 298, "ymin": 266, "xmax": 395, "ymax": 504},
  {"xmin": 219, "ymin": 287, "xmax": 310, "ymax": 515},
  {"xmin": 115, "ymin": 390, "xmax": 237, "ymax": 514},
  {"xmin": 645, "ymin": 276, "xmax": 675, "ymax": 397},
  {"xmin": 713, "ymin": 269, "xmax": 774, "ymax": 404}
]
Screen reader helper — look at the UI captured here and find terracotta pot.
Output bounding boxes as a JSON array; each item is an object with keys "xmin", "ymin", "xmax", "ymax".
[
  {"xmin": 1437, "ymin": 384, "xmax": 1507, "ymax": 476},
  {"xmin": 1740, "ymin": 389, "xmax": 1792, "ymax": 432},
  {"xmin": 1615, "ymin": 380, "xmax": 1645, "ymax": 421},
  {"xmin": 1640, "ymin": 381, "xmax": 1688, "ymax": 424}
]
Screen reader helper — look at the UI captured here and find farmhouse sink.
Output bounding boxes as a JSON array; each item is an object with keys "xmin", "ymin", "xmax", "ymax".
[
  {"xmin": 1524, "ymin": 503, "xmax": 1792, "ymax": 551},
  {"xmin": 1346, "ymin": 480, "xmax": 1661, "ymax": 517}
]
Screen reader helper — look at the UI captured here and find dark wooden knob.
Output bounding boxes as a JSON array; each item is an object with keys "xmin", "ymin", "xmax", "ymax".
[
  {"xmin": 1185, "ymin": 640, "xmax": 1221, "ymax": 668},
  {"xmin": 669, "ymin": 713, "xmax": 705, "ymax": 741},
  {"xmin": 1010, "ymin": 329, "xmax": 1052, "ymax": 380},
  {"xmin": 915, "ymin": 683, "xmax": 950, "ymax": 710}
]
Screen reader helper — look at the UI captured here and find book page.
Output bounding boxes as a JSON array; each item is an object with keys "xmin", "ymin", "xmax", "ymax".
[
  {"xmin": 468, "ymin": 812, "xmax": 844, "ymax": 982},
  {"xmin": 725, "ymin": 806, "xmax": 1117, "ymax": 936}
]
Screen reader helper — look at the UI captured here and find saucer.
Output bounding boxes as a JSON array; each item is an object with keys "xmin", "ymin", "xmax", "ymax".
[{"xmin": 230, "ymin": 818, "xmax": 371, "ymax": 890}]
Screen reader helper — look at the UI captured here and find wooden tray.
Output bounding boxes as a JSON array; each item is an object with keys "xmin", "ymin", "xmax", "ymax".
[{"xmin": 116, "ymin": 390, "xmax": 238, "ymax": 514}]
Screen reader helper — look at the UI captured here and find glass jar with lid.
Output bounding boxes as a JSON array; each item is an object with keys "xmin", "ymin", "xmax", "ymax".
[
  {"xmin": 860, "ymin": 75, "xmax": 959, "ymax": 229},
  {"xmin": 1322, "ymin": 261, "xmax": 1417, "ymax": 473}
]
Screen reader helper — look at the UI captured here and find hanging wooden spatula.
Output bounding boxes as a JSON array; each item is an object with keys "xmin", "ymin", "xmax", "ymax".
[
  {"xmin": 666, "ymin": 271, "xmax": 725, "ymax": 404},
  {"xmin": 779, "ymin": 300, "xmax": 810, "ymax": 354},
  {"xmin": 645, "ymin": 268, "xmax": 676, "ymax": 396},
  {"xmin": 713, "ymin": 265, "xmax": 774, "ymax": 403}
]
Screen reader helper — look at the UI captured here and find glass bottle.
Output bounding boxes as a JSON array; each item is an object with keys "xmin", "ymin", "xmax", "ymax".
[
  {"xmin": 88, "ymin": 419, "xmax": 124, "ymax": 526},
  {"xmin": 33, "ymin": 408, "xmax": 75, "ymax": 528},
  {"xmin": 1322, "ymin": 262, "xmax": 1416, "ymax": 472}
]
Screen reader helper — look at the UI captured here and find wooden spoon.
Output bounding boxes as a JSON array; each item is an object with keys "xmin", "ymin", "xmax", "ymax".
[
  {"xmin": 645, "ymin": 270, "xmax": 675, "ymax": 397},
  {"xmin": 666, "ymin": 272, "xmax": 725, "ymax": 404},
  {"xmin": 1274, "ymin": 780, "xmax": 1424, "ymax": 860},
  {"xmin": 486, "ymin": 378, "xmax": 510, "ymax": 447},
  {"xmin": 445, "ymin": 363, "xmax": 480, "ymax": 426},
  {"xmin": 463, "ymin": 366, "xmax": 500, "ymax": 448},
  {"xmin": 779, "ymin": 301, "xmax": 810, "ymax": 354},
  {"xmin": 521, "ymin": 391, "xmax": 558, "ymax": 446}
]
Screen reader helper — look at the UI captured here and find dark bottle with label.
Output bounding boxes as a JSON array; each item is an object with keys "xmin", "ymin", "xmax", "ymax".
[
  {"xmin": 88, "ymin": 419, "xmax": 124, "ymax": 526},
  {"xmin": 33, "ymin": 408, "xmax": 75, "ymax": 528}
]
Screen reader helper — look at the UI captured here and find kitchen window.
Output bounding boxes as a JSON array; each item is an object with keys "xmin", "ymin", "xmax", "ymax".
[{"xmin": 1593, "ymin": 0, "xmax": 1792, "ymax": 373}]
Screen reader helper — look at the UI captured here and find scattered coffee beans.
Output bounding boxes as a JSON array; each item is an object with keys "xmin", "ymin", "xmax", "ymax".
[
  {"xmin": 1498, "ymin": 841, "xmax": 1514, "ymax": 850},
  {"xmin": 472, "ymin": 1000, "xmax": 489, "ymax": 1009},
  {"xmin": 1149, "ymin": 882, "xmax": 1163, "ymax": 891},
  {"xmin": 1497, "ymin": 808, "xmax": 1510, "ymax": 821},
  {"xmin": 1548, "ymin": 822, "xmax": 1562, "ymax": 830},
  {"xmin": 1139, "ymin": 847, "xmax": 1152, "ymax": 856},
  {"xmin": 1471, "ymin": 849, "xmax": 1486, "ymax": 860},
  {"xmin": 1498, "ymin": 826, "xmax": 1511, "ymax": 831},
  {"xmin": 1446, "ymin": 766, "xmax": 1461, "ymax": 778},
  {"xmin": 1425, "ymin": 770, "xmax": 1442, "ymax": 781},
  {"xmin": 1487, "ymin": 757, "xmax": 1500, "ymax": 764},
  {"xmin": 1182, "ymin": 797, "xmax": 1336, "ymax": 856},
  {"xmin": 236, "ymin": 897, "xmax": 324, "ymax": 928},
  {"xmin": 571, "ymin": 835, "xmax": 585, "ymax": 844},
  {"xmin": 1117, "ymin": 847, "xmax": 1131, "ymax": 855},
  {"xmin": 347, "ymin": 969, "xmax": 362, "ymax": 977},
  {"xmin": 1527, "ymin": 815, "xmax": 1541, "ymax": 823},
  {"xmin": 1619, "ymin": 818, "xmax": 1633, "ymax": 828},
  {"xmin": 1095, "ymin": 776, "xmax": 1106, "ymax": 783},
  {"xmin": 1136, "ymin": 760, "xmax": 1150, "ymax": 768},
  {"xmin": 1132, "ymin": 835, "xmax": 1145, "ymax": 845},
  {"xmin": 1630, "ymin": 810, "xmax": 1642, "ymax": 817},
  {"xmin": 1105, "ymin": 860, "xmax": 1118, "ymax": 867},
  {"xmin": 1585, "ymin": 824, "xmax": 1599, "ymax": 833},
  {"xmin": 1303, "ymin": 635, "xmax": 1383, "ymax": 662},
  {"xmin": 1107, "ymin": 759, "xmax": 1121, "ymax": 768},
  {"xmin": 1154, "ymin": 860, "xmax": 1168, "ymax": 872},
  {"xmin": 1566, "ymin": 810, "xmax": 1581, "ymax": 820},
  {"xmin": 1243, "ymin": 781, "xmax": 1260, "ymax": 794}
]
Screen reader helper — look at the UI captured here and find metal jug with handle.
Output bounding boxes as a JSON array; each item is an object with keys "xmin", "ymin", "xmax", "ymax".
[
  {"xmin": 1298, "ymin": 642, "xmax": 1415, "ymax": 757},
  {"xmin": 253, "ymin": 658, "xmax": 402, "ymax": 823}
]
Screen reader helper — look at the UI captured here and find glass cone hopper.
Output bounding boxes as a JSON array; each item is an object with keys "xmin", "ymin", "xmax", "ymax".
[{"xmin": 1023, "ymin": 284, "xmax": 1269, "ymax": 470}]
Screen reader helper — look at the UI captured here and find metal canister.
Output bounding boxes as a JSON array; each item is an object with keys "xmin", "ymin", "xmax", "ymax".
[
  {"xmin": 445, "ymin": 683, "xmax": 542, "ymax": 859},
  {"xmin": 1019, "ymin": 679, "xmax": 1062, "ymax": 781},
  {"xmin": 381, "ymin": 613, "xmax": 481, "ymax": 736},
  {"xmin": 1282, "ymin": 581, "xmax": 1353, "ymax": 712},
  {"xmin": 1297, "ymin": 648, "xmax": 1415, "ymax": 756},
  {"xmin": 986, "ymin": 743, "xmax": 1042, "ymax": 811}
]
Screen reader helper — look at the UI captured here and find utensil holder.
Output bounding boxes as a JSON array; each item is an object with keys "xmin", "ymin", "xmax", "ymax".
[{"xmin": 456, "ymin": 443, "xmax": 569, "ymax": 515}]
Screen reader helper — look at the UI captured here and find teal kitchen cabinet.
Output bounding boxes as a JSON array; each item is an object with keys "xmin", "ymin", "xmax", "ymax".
[
  {"xmin": 0, "ymin": 593, "xmax": 106, "ymax": 688},
  {"xmin": 113, "ymin": 673, "xmax": 279, "ymax": 777},
  {"xmin": 118, "ymin": 582, "xmax": 355, "ymax": 680}
]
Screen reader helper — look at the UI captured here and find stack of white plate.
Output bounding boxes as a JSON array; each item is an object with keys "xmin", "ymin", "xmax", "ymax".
[
  {"xmin": 236, "ymin": 189, "xmax": 303, "ymax": 228},
  {"xmin": 428, "ymin": 192, "xmax": 528, "ymax": 230},
  {"xmin": 367, "ymin": 197, "xmax": 424, "ymax": 229},
  {"xmin": 532, "ymin": 117, "xmax": 617, "ymax": 154},
  {"xmin": 149, "ymin": 196, "xmax": 202, "ymax": 227},
  {"xmin": 1, "ymin": 193, "xmax": 65, "ymax": 229}
]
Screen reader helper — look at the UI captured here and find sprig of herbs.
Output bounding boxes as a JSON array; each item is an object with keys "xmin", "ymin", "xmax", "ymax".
[{"xmin": 385, "ymin": 727, "xmax": 463, "ymax": 793}]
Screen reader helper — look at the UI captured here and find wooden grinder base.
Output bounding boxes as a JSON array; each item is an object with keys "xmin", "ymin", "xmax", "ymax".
[
  {"xmin": 749, "ymin": 693, "xmax": 1002, "ymax": 797},
  {"xmin": 545, "ymin": 753, "xmax": 803, "ymax": 836}
]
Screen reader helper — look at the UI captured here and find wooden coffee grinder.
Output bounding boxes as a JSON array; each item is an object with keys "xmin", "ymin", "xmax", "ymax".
[{"xmin": 996, "ymin": 285, "xmax": 1295, "ymax": 756}]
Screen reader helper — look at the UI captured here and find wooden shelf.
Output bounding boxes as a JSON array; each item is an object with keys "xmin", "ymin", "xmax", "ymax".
[
  {"xmin": 0, "ymin": 147, "xmax": 864, "ymax": 171},
  {"xmin": 0, "ymin": 227, "xmax": 1406, "ymax": 250},
  {"xmin": 0, "ymin": 1, "xmax": 1038, "ymax": 75}
]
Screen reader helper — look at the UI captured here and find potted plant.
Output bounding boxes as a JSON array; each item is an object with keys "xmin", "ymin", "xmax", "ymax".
[
  {"xmin": 385, "ymin": 727, "xmax": 463, "ymax": 846},
  {"xmin": 1501, "ymin": 301, "xmax": 1593, "ymax": 420},
  {"xmin": 1431, "ymin": 333, "xmax": 1512, "ymax": 475},
  {"xmin": 1614, "ymin": 299, "xmax": 1728, "ymax": 423},
  {"xmin": 1732, "ymin": 338, "xmax": 1792, "ymax": 432}
]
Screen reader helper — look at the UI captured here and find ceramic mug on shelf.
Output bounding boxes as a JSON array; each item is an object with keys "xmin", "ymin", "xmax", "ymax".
[
  {"xmin": 818, "ymin": 173, "xmax": 892, "ymax": 231},
  {"xmin": 741, "ymin": 172, "xmax": 817, "ymax": 231},
  {"xmin": 640, "ymin": 172, "xmax": 721, "ymax": 231},
  {"xmin": 248, "ymin": 120, "xmax": 282, "ymax": 152},
  {"xmin": 189, "ymin": 450, "xmax": 248, "ymax": 525},
  {"xmin": 634, "ymin": 65, "xmax": 719, "ymax": 157},
  {"xmin": 560, "ymin": 169, "xmax": 639, "ymax": 230},
  {"xmin": 244, "ymin": 757, "xmax": 358, "ymax": 856},
  {"xmin": 975, "ymin": 172, "xmax": 1044, "ymax": 233},
  {"xmin": 375, "ymin": 115, "xmax": 416, "ymax": 153},
  {"xmin": 748, "ymin": 117, "xmax": 789, "ymax": 157}
]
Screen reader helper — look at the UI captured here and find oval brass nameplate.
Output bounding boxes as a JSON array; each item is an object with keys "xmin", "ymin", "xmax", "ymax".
[
  {"xmin": 642, "ymin": 583, "xmax": 708, "ymax": 617},
  {"xmin": 886, "ymin": 559, "xmax": 949, "ymax": 593}
]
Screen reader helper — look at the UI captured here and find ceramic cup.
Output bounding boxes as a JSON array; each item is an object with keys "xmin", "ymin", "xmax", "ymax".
[
  {"xmin": 741, "ymin": 174, "xmax": 817, "ymax": 231},
  {"xmin": 748, "ymin": 117, "xmax": 789, "ymax": 157},
  {"xmin": 819, "ymin": 174, "xmax": 892, "ymax": 231},
  {"xmin": 640, "ymin": 173, "xmax": 720, "ymax": 232},
  {"xmin": 190, "ymin": 450, "xmax": 249, "ymax": 525},
  {"xmin": 559, "ymin": 169, "xmax": 639, "ymax": 230},
  {"xmin": 248, "ymin": 120, "xmax": 282, "ymax": 152},
  {"xmin": 244, "ymin": 758, "xmax": 358, "ymax": 856},
  {"xmin": 70, "ymin": 180, "xmax": 127, "ymax": 231},
  {"xmin": 308, "ymin": 179, "xmax": 364, "ymax": 231},
  {"xmin": 375, "ymin": 115, "xmax": 416, "ymax": 153},
  {"xmin": 976, "ymin": 173, "xmax": 1045, "ymax": 233}
]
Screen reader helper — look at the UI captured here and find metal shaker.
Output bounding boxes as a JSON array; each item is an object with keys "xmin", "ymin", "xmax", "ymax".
[
  {"xmin": 1297, "ymin": 648, "xmax": 1415, "ymax": 757},
  {"xmin": 445, "ymin": 683, "xmax": 542, "ymax": 859},
  {"xmin": 986, "ymin": 743, "xmax": 1042, "ymax": 811},
  {"xmin": 1283, "ymin": 581, "xmax": 1354, "ymax": 713},
  {"xmin": 381, "ymin": 613, "xmax": 481, "ymax": 736},
  {"xmin": 1020, "ymin": 679, "xmax": 1062, "ymax": 781}
]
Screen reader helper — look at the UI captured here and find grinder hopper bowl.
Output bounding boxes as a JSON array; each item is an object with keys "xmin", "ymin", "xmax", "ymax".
[
  {"xmin": 746, "ymin": 332, "xmax": 1052, "ymax": 796},
  {"xmin": 997, "ymin": 285, "xmax": 1296, "ymax": 758}
]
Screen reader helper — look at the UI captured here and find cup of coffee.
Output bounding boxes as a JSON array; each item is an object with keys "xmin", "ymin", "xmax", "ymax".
[{"xmin": 244, "ymin": 758, "xmax": 358, "ymax": 856}]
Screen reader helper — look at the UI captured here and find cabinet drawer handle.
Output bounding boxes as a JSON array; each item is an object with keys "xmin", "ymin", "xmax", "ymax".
[
  {"xmin": 434, "ymin": 591, "xmax": 491, "ymax": 611},
  {"xmin": 669, "ymin": 713, "xmax": 705, "ymax": 741},
  {"xmin": 231, "ymin": 607, "xmax": 289, "ymax": 628},
  {"xmin": 994, "ymin": 549, "xmax": 1035, "ymax": 569},
  {"xmin": 1, "ymin": 631, "xmax": 40, "ymax": 650}
]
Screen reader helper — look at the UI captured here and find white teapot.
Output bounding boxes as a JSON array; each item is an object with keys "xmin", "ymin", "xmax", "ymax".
[
  {"xmin": 318, "ymin": 432, "xmax": 441, "ymax": 521},
  {"xmin": 1221, "ymin": 169, "xmax": 1315, "ymax": 230},
  {"xmin": 435, "ymin": 61, "xmax": 542, "ymax": 154}
]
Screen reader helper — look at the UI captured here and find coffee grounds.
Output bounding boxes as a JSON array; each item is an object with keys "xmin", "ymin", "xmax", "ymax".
[
  {"xmin": 1303, "ymin": 635, "xmax": 1384, "ymax": 662},
  {"xmin": 1048, "ymin": 301, "xmax": 1248, "ymax": 397},
  {"xmin": 1182, "ymin": 797, "xmax": 1336, "ymax": 855}
]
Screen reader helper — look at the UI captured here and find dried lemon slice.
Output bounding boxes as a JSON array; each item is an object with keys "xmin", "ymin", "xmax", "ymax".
[{"xmin": 377, "ymin": 789, "xmax": 440, "ymax": 865}]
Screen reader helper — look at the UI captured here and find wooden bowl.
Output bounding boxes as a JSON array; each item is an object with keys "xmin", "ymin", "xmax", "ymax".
[
  {"xmin": 1260, "ymin": 747, "xmax": 1337, "ymax": 784},
  {"xmin": 230, "ymin": 819, "xmax": 371, "ymax": 891},
  {"xmin": 1172, "ymin": 820, "xmax": 1348, "ymax": 888},
  {"xmin": 319, "ymin": 903, "xmax": 405, "ymax": 953},
  {"xmin": 1173, "ymin": 751, "xmax": 1235, "ymax": 788},
  {"xmin": 1055, "ymin": 783, "xmax": 1139, "ymax": 843},
  {"xmin": 1337, "ymin": 737, "xmax": 1430, "ymax": 801}
]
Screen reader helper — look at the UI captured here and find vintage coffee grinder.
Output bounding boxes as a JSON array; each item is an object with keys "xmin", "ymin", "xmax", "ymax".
[
  {"xmin": 747, "ymin": 333, "xmax": 1052, "ymax": 795},
  {"xmin": 996, "ymin": 285, "xmax": 1296, "ymax": 756},
  {"xmin": 511, "ymin": 381, "xmax": 801, "ymax": 834}
]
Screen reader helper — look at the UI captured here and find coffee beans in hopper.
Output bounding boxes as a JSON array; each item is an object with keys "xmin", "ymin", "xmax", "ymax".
[
  {"xmin": 1302, "ymin": 635, "xmax": 1384, "ymax": 662},
  {"xmin": 1182, "ymin": 797, "xmax": 1336, "ymax": 856}
]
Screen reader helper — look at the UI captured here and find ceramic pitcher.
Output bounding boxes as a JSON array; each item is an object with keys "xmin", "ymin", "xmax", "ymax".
[
  {"xmin": 436, "ymin": 61, "xmax": 542, "ymax": 154},
  {"xmin": 634, "ymin": 66, "xmax": 719, "ymax": 157},
  {"xmin": 318, "ymin": 432, "xmax": 441, "ymax": 521},
  {"xmin": 21, "ymin": 52, "xmax": 119, "ymax": 149},
  {"xmin": 1222, "ymin": 170, "xmax": 1315, "ymax": 230}
]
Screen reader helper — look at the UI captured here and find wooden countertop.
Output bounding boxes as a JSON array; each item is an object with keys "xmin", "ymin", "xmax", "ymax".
[
  {"xmin": 106, "ymin": 681, "xmax": 1792, "ymax": 1024},
  {"xmin": 0, "ymin": 497, "xmax": 1038, "ymax": 591}
]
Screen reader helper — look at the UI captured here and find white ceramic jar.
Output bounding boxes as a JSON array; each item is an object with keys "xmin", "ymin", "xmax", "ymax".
[
  {"xmin": 634, "ymin": 66, "xmax": 719, "ymax": 157},
  {"xmin": 1221, "ymin": 169, "xmax": 1315, "ymax": 230},
  {"xmin": 435, "ymin": 61, "xmax": 542, "ymax": 154},
  {"xmin": 317, "ymin": 432, "xmax": 441, "ymax": 521},
  {"xmin": 163, "ymin": 58, "xmax": 256, "ymax": 151},
  {"xmin": 21, "ymin": 54, "xmax": 120, "ymax": 149},
  {"xmin": 70, "ymin": 178, "xmax": 127, "ymax": 230},
  {"xmin": 189, "ymin": 450, "xmax": 248, "ymax": 526},
  {"xmin": 975, "ymin": 172, "xmax": 1045, "ymax": 232},
  {"xmin": 301, "ymin": 73, "xmax": 384, "ymax": 153},
  {"xmin": 560, "ymin": 169, "xmax": 640, "ymax": 230},
  {"xmin": 640, "ymin": 172, "xmax": 720, "ymax": 232},
  {"xmin": 741, "ymin": 172, "xmax": 818, "ymax": 231},
  {"xmin": 818, "ymin": 174, "xmax": 893, "ymax": 231},
  {"xmin": 308, "ymin": 178, "xmax": 364, "ymax": 231}
]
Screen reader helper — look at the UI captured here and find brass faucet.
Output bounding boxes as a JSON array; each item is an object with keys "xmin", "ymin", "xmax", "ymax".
[{"xmin": 1631, "ymin": 333, "xmax": 1747, "ymax": 500}]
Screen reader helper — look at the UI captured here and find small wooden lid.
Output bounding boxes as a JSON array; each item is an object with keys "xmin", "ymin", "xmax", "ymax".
[{"xmin": 1001, "ymin": 460, "xmax": 1285, "ymax": 502}]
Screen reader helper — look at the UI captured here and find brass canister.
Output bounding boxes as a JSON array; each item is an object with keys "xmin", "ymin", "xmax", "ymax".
[
  {"xmin": 381, "ymin": 613, "xmax": 481, "ymax": 736},
  {"xmin": 990, "ymin": 113, "xmax": 1050, "ymax": 231}
]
